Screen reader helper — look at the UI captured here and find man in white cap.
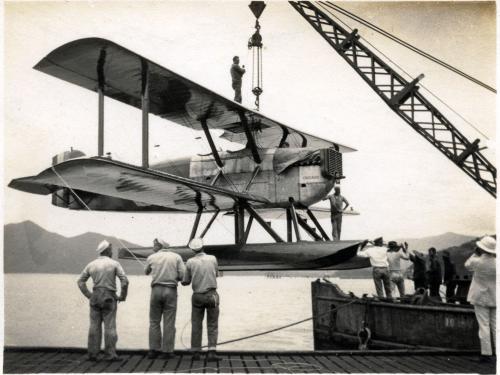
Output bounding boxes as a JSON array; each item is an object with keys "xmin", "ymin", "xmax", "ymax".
[
  {"xmin": 182, "ymin": 238, "xmax": 221, "ymax": 361},
  {"xmin": 77, "ymin": 240, "xmax": 129, "ymax": 361},
  {"xmin": 322, "ymin": 185, "xmax": 349, "ymax": 241},
  {"xmin": 465, "ymin": 235, "xmax": 496, "ymax": 363},
  {"xmin": 145, "ymin": 238, "xmax": 186, "ymax": 359}
]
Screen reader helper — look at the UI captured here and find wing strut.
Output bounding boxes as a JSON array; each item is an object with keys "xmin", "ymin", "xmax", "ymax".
[
  {"xmin": 238, "ymin": 112, "xmax": 262, "ymax": 164},
  {"xmin": 141, "ymin": 59, "xmax": 150, "ymax": 168},
  {"xmin": 201, "ymin": 119, "xmax": 223, "ymax": 168},
  {"xmin": 97, "ymin": 48, "xmax": 106, "ymax": 156}
]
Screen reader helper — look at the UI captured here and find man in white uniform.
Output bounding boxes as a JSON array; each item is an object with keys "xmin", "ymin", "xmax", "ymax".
[
  {"xmin": 358, "ymin": 237, "xmax": 392, "ymax": 298},
  {"xmin": 465, "ymin": 236, "xmax": 496, "ymax": 363}
]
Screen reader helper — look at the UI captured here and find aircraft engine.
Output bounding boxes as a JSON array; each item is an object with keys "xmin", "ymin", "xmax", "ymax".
[
  {"xmin": 51, "ymin": 148, "xmax": 86, "ymax": 208},
  {"xmin": 320, "ymin": 148, "xmax": 343, "ymax": 179}
]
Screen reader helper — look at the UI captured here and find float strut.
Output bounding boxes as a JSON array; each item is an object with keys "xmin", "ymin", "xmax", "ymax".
[
  {"xmin": 286, "ymin": 208, "xmax": 293, "ymax": 242},
  {"xmin": 200, "ymin": 210, "xmax": 220, "ymax": 238},
  {"xmin": 289, "ymin": 202, "xmax": 302, "ymax": 241},
  {"xmin": 244, "ymin": 204, "xmax": 284, "ymax": 243},
  {"xmin": 189, "ymin": 207, "xmax": 203, "ymax": 241},
  {"xmin": 243, "ymin": 215, "xmax": 254, "ymax": 243},
  {"xmin": 306, "ymin": 208, "xmax": 330, "ymax": 241},
  {"xmin": 297, "ymin": 215, "xmax": 322, "ymax": 241}
]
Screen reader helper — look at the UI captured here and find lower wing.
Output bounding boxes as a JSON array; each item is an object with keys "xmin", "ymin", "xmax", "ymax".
[{"xmin": 8, "ymin": 157, "xmax": 269, "ymax": 212}]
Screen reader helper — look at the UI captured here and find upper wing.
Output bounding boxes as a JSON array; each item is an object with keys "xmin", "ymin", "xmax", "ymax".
[
  {"xmin": 34, "ymin": 37, "xmax": 355, "ymax": 151},
  {"xmin": 8, "ymin": 157, "xmax": 269, "ymax": 212}
]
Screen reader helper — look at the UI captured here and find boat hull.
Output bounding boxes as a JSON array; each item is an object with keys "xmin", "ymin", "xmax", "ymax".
[{"xmin": 311, "ymin": 280, "xmax": 480, "ymax": 351}]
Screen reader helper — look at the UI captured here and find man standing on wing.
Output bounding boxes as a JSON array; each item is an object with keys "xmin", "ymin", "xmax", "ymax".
[
  {"xmin": 230, "ymin": 56, "xmax": 246, "ymax": 103},
  {"xmin": 182, "ymin": 238, "xmax": 221, "ymax": 362},
  {"xmin": 77, "ymin": 240, "xmax": 129, "ymax": 362},
  {"xmin": 145, "ymin": 238, "xmax": 186, "ymax": 359}
]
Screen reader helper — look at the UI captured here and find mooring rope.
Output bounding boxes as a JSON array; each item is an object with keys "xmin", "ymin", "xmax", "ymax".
[
  {"xmin": 180, "ymin": 299, "xmax": 357, "ymax": 349},
  {"xmin": 50, "ymin": 166, "xmax": 146, "ymax": 267}
]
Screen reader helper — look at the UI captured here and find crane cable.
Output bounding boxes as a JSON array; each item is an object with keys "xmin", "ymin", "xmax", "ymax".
[
  {"xmin": 320, "ymin": 1, "xmax": 496, "ymax": 94},
  {"xmin": 316, "ymin": 3, "xmax": 492, "ymax": 141}
]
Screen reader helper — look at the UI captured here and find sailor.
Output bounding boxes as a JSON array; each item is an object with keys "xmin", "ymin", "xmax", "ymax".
[
  {"xmin": 465, "ymin": 236, "xmax": 496, "ymax": 363},
  {"xmin": 426, "ymin": 247, "xmax": 442, "ymax": 299},
  {"xmin": 442, "ymin": 251, "xmax": 457, "ymax": 303},
  {"xmin": 77, "ymin": 240, "xmax": 129, "ymax": 362},
  {"xmin": 145, "ymin": 238, "xmax": 186, "ymax": 359},
  {"xmin": 230, "ymin": 56, "xmax": 246, "ymax": 103},
  {"xmin": 357, "ymin": 238, "xmax": 392, "ymax": 299},
  {"xmin": 408, "ymin": 249, "xmax": 427, "ymax": 291},
  {"xmin": 182, "ymin": 238, "xmax": 221, "ymax": 361},
  {"xmin": 322, "ymin": 185, "xmax": 349, "ymax": 241},
  {"xmin": 387, "ymin": 241, "xmax": 409, "ymax": 297}
]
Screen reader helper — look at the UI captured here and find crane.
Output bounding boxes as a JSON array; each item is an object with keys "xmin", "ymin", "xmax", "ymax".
[{"xmin": 289, "ymin": 1, "xmax": 496, "ymax": 198}]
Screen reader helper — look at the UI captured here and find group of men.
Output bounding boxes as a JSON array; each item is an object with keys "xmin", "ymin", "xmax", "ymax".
[
  {"xmin": 357, "ymin": 238, "xmax": 457, "ymax": 300},
  {"xmin": 77, "ymin": 237, "xmax": 220, "ymax": 362}
]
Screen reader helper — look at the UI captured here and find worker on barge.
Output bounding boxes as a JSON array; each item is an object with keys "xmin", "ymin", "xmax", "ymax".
[
  {"xmin": 408, "ymin": 249, "xmax": 427, "ymax": 291},
  {"xmin": 465, "ymin": 235, "xmax": 496, "ymax": 363},
  {"xmin": 387, "ymin": 241, "xmax": 409, "ymax": 297},
  {"xmin": 357, "ymin": 238, "xmax": 392, "ymax": 299},
  {"xmin": 427, "ymin": 247, "xmax": 442, "ymax": 299},
  {"xmin": 442, "ymin": 251, "xmax": 457, "ymax": 303}
]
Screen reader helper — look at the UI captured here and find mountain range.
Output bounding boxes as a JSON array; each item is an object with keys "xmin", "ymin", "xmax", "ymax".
[
  {"xmin": 4, "ymin": 220, "xmax": 481, "ymax": 276},
  {"xmin": 4, "ymin": 220, "xmax": 145, "ymax": 275}
]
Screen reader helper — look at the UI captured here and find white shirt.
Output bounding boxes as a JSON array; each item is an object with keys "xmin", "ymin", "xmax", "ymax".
[
  {"xmin": 358, "ymin": 244, "xmax": 389, "ymax": 267},
  {"xmin": 465, "ymin": 253, "xmax": 496, "ymax": 307}
]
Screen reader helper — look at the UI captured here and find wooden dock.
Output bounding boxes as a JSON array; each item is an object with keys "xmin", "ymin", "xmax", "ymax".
[{"xmin": 3, "ymin": 347, "xmax": 496, "ymax": 373}]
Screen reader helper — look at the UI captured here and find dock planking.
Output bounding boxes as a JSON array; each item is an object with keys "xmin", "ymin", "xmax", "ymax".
[{"xmin": 3, "ymin": 347, "xmax": 496, "ymax": 374}]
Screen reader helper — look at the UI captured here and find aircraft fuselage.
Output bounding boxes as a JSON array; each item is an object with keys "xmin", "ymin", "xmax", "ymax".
[{"xmin": 52, "ymin": 147, "xmax": 341, "ymax": 212}]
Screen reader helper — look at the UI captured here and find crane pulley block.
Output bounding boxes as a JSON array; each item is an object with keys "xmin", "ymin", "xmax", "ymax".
[
  {"xmin": 340, "ymin": 29, "xmax": 360, "ymax": 51},
  {"xmin": 389, "ymin": 74, "xmax": 425, "ymax": 107}
]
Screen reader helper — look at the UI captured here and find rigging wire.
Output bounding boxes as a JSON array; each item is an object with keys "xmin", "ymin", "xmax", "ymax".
[
  {"xmin": 51, "ymin": 166, "xmax": 146, "ymax": 267},
  {"xmin": 321, "ymin": 1, "xmax": 496, "ymax": 94},
  {"xmin": 316, "ymin": 3, "xmax": 492, "ymax": 141}
]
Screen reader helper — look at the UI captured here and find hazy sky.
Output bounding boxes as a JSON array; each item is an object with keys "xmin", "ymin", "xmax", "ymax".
[{"xmin": 3, "ymin": 1, "xmax": 496, "ymax": 246}]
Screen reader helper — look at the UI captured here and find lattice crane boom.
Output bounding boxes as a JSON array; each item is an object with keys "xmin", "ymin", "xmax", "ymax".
[{"xmin": 290, "ymin": 1, "xmax": 496, "ymax": 198}]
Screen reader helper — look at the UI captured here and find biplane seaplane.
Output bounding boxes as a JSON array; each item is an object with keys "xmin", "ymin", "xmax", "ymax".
[{"xmin": 9, "ymin": 37, "xmax": 369, "ymax": 271}]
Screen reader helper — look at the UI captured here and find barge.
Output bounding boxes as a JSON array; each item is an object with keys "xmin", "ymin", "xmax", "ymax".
[{"xmin": 312, "ymin": 279, "xmax": 480, "ymax": 351}]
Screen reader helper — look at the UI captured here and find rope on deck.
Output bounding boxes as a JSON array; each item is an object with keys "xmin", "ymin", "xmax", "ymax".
[{"xmin": 180, "ymin": 299, "xmax": 357, "ymax": 349}]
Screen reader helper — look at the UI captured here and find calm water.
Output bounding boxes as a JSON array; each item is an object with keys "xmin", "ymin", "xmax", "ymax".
[{"xmin": 4, "ymin": 274, "xmax": 414, "ymax": 351}]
